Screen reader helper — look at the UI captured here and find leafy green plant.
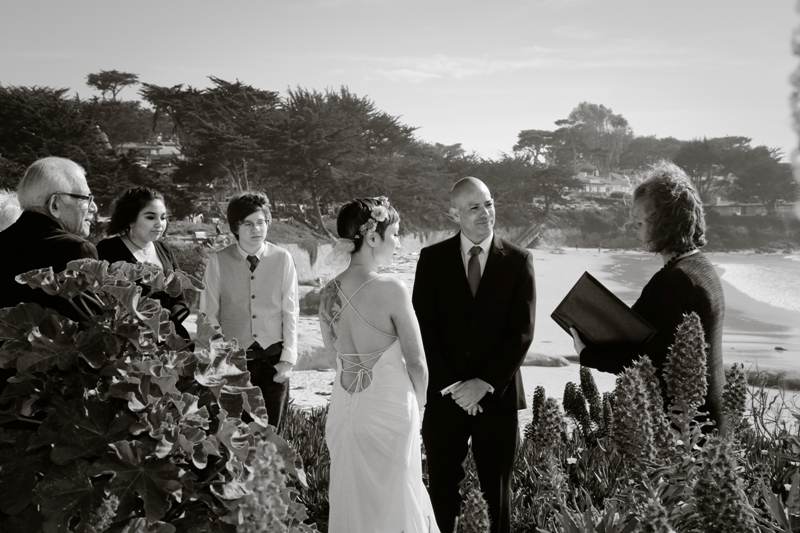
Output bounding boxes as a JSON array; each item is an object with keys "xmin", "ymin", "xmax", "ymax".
[
  {"xmin": 278, "ymin": 405, "xmax": 331, "ymax": 531},
  {"xmin": 0, "ymin": 259, "xmax": 308, "ymax": 532}
]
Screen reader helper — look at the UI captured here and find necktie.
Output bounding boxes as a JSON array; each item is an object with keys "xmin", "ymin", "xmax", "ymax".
[
  {"xmin": 246, "ymin": 254, "xmax": 259, "ymax": 273},
  {"xmin": 467, "ymin": 246, "xmax": 482, "ymax": 296}
]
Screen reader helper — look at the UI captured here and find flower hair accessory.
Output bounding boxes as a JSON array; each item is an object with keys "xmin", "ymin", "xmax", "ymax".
[{"xmin": 357, "ymin": 196, "xmax": 390, "ymax": 240}]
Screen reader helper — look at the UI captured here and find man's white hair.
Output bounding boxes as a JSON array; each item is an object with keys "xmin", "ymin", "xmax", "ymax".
[
  {"xmin": 17, "ymin": 157, "xmax": 85, "ymax": 210},
  {"xmin": 0, "ymin": 189, "xmax": 21, "ymax": 231}
]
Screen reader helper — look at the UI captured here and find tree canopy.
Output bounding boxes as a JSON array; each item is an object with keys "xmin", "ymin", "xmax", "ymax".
[
  {"xmin": 1, "ymin": 74, "xmax": 794, "ymax": 234},
  {"xmin": 86, "ymin": 70, "xmax": 140, "ymax": 101},
  {"xmin": 727, "ymin": 146, "xmax": 799, "ymax": 214}
]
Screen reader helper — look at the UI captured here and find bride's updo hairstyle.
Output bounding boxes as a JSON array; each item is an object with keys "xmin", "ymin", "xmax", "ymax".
[{"xmin": 337, "ymin": 197, "xmax": 399, "ymax": 253}]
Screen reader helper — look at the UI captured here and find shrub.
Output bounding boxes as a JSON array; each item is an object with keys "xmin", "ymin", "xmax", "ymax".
[
  {"xmin": 0, "ymin": 259, "xmax": 309, "ymax": 532},
  {"xmin": 167, "ymin": 239, "xmax": 213, "ymax": 280}
]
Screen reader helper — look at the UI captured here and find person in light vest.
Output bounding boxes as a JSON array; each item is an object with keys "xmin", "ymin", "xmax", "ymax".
[{"xmin": 199, "ymin": 191, "xmax": 299, "ymax": 428}]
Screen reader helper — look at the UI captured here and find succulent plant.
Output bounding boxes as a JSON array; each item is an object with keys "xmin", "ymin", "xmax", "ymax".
[
  {"xmin": 663, "ymin": 312, "xmax": 708, "ymax": 413},
  {"xmin": 633, "ymin": 356, "xmax": 673, "ymax": 453},
  {"xmin": 458, "ymin": 486, "xmax": 491, "ymax": 533},
  {"xmin": 639, "ymin": 496, "xmax": 674, "ymax": 533},
  {"xmin": 580, "ymin": 366, "xmax": 603, "ymax": 428},
  {"xmin": 722, "ymin": 362, "xmax": 748, "ymax": 431},
  {"xmin": 564, "ymin": 381, "xmax": 593, "ymax": 437},
  {"xmin": 613, "ymin": 365, "xmax": 656, "ymax": 465},
  {"xmin": 693, "ymin": 436, "xmax": 758, "ymax": 532}
]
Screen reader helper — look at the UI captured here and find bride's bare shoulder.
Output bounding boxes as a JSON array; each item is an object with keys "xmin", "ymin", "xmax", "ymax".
[
  {"xmin": 372, "ymin": 275, "xmax": 409, "ymax": 297},
  {"xmin": 319, "ymin": 279, "xmax": 343, "ymax": 318}
]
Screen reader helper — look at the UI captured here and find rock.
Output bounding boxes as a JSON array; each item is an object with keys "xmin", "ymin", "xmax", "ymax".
[
  {"xmin": 295, "ymin": 316, "xmax": 333, "ymax": 370},
  {"xmin": 299, "ymin": 286, "xmax": 322, "ymax": 316},
  {"xmin": 522, "ymin": 353, "xmax": 570, "ymax": 367}
]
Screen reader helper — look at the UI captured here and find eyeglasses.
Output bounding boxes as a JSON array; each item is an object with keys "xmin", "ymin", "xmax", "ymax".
[
  {"xmin": 240, "ymin": 219, "xmax": 268, "ymax": 230},
  {"xmin": 52, "ymin": 192, "xmax": 94, "ymax": 205}
]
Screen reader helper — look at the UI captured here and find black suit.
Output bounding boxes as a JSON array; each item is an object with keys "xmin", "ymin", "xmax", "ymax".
[
  {"xmin": 0, "ymin": 211, "xmax": 98, "ymax": 393},
  {"xmin": 0, "ymin": 211, "xmax": 98, "ymax": 313},
  {"xmin": 412, "ymin": 233, "xmax": 536, "ymax": 533}
]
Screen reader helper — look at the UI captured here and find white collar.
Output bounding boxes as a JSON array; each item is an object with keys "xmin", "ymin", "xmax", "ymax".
[
  {"xmin": 237, "ymin": 242, "xmax": 266, "ymax": 259},
  {"xmin": 460, "ymin": 231, "xmax": 493, "ymax": 256}
]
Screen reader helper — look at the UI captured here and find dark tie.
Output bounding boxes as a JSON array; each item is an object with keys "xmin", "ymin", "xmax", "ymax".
[
  {"xmin": 467, "ymin": 246, "xmax": 482, "ymax": 296},
  {"xmin": 246, "ymin": 254, "xmax": 260, "ymax": 273}
]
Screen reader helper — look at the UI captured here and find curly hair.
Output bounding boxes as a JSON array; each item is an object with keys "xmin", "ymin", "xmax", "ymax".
[
  {"xmin": 336, "ymin": 197, "xmax": 400, "ymax": 253},
  {"xmin": 107, "ymin": 187, "xmax": 165, "ymax": 236},
  {"xmin": 633, "ymin": 161, "xmax": 707, "ymax": 254},
  {"xmin": 227, "ymin": 192, "xmax": 271, "ymax": 240}
]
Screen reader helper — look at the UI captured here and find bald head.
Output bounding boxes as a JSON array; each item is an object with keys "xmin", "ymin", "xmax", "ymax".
[
  {"xmin": 450, "ymin": 177, "xmax": 490, "ymax": 208},
  {"xmin": 448, "ymin": 176, "xmax": 495, "ymax": 243}
]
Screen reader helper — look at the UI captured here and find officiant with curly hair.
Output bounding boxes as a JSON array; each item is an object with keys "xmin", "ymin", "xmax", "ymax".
[{"xmin": 571, "ymin": 161, "xmax": 727, "ymax": 433}]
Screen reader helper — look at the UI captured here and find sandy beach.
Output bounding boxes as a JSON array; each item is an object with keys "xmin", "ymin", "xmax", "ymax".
[
  {"xmin": 186, "ymin": 246, "xmax": 800, "ymax": 419},
  {"xmin": 288, "ymin": 247, "xmax": 626, "ymax": 414}
]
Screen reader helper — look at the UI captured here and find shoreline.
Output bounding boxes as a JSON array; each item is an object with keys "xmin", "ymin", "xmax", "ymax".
[
  {"xmin": 187, "ymin": 246, "xmax": 800, "ymax": 410},
  {"xmin": 600, "ymin": 250, "xmax": 800, "ymax": 389}
]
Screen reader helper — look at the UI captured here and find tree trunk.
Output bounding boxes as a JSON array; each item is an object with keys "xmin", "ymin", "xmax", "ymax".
[
  {"xmin": 206, "ymin": 192, "xmax": 225, "ymax": 220},
  {"xmin": 310, "ymin": 185, "xmax": 336, "ymax": 239},
  {"xmin": 243, "ymin": 158, "xmax": 250, "ymax": 191}
]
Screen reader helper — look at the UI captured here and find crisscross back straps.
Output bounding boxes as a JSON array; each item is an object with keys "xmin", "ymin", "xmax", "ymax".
[
  {"xmin": 338, "ymin": 352, "xmax": 384, "ymax": 393},
  {"xmin": 330, "ymin": 276, "xmax": 397, "ymax": 339}
]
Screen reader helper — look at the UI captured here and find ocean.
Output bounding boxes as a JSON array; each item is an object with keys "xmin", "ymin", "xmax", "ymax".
[
  {"xmin": 716, "ymin": 253, "xmax": 800, "ymax": 314},
  {"xmin": 519, "ymin": 251, "xmax": 800, "ymax": 422}
]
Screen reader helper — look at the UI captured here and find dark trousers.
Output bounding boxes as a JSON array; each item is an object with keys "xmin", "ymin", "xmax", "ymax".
[
  {"xmin": 246, "ymin": 342, "xmax": 290, "ymax": 429},
  {"xmin": 422, "ymin": 399, "xmax": 519, "ymax": 533}
]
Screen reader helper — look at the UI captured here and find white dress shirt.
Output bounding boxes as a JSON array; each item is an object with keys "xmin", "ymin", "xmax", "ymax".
[{"xmin": 459, "ymin": 231, "xmax": 493, "ymax": 277}]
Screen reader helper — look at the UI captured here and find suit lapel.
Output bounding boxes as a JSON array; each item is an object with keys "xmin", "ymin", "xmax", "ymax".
[
  {"xmin": 474, "ymin": 234, "xmax": 505, "ymax": 300},
  {"xmin": 446, "ymin": 233, "xmax": 473, "ymax": 297}
]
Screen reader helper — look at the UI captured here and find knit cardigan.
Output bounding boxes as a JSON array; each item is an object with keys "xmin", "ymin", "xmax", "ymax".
[{"xmin": 579, "ymin": 251, "xmax": 726, "ymax": 432}]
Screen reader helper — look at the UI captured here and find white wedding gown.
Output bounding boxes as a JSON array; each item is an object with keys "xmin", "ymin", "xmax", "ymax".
[{"xmin": 324, "ymin": 278, "xmax": 440, "ymax": 533}]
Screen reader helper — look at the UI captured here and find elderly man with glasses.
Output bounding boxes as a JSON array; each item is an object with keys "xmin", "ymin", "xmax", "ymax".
[{"xmin": 0, "ymin": 157, "xmax": 99, "ymax": 318}]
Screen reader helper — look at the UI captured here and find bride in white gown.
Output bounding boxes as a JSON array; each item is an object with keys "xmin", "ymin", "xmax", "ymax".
[{"xmin": 319, "ymin": 197, "xmax": 440, "ymax": 533}]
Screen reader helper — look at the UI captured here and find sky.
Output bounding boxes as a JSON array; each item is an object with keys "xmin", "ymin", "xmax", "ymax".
[{"xmin": 1, "ymin": 0, "xmax": 798, "ymax": 161}]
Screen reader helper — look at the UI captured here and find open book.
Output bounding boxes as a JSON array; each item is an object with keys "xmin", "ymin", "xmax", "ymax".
[{"xmin": 551, "ymin": 272, "xmax": 657, "ymax": 346}]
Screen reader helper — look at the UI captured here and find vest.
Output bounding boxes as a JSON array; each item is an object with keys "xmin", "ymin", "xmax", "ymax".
[{"xmin": 216, "ymin": 243, "xmax": 290, "ymax": 350}]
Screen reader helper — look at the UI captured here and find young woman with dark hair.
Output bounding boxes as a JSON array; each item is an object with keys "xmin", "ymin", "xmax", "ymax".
[{"xmin": 96, "ymin": 187, "xmax": 192, "ymax": 341}]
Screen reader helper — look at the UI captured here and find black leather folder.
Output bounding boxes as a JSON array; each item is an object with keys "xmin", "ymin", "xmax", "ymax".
[{"xmin": 551, "ymin": 271, "xmax": 657, "ymax": 346}]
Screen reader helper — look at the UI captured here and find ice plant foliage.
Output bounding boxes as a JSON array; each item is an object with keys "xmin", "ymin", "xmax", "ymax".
[{"xmin": 0, "ymin": 259, "xmax": 309, "ymax": 532}]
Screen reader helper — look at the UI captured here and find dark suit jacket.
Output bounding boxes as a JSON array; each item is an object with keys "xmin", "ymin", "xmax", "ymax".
[
  {"xmin": 412, "ymin": 233, "xmax": 536, "ymax": 412},
  {"xmin": 0, "ymin": 211, "xmax": 98, "ymax": 317},
  {"xmin": 96, "ymin": 236, "xmax": 191, "ymax": 338}
]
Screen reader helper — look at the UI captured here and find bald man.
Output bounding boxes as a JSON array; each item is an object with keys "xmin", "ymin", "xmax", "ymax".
[{"xmin": 412, "ymin": 177, "xmax": 536, "ymax": 533}]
